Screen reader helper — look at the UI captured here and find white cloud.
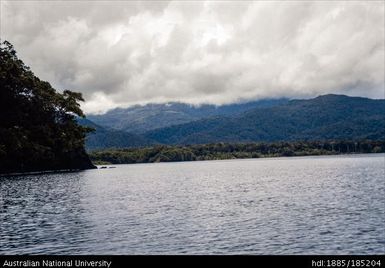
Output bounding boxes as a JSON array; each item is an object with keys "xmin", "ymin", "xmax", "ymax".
[{"xmin": 1, "ymin": 0, "xmax": 384, "ymax": 114}]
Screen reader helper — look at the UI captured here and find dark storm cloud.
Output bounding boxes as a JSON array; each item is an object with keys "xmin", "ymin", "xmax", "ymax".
[{"xmin": 1, "ymin": 1, "xmax": 384, "ymax": 113}]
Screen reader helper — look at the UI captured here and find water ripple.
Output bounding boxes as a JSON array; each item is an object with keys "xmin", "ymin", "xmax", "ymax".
[{"xmin": 1, "ymin": 154, "xmax": 384, "ymax": 254}]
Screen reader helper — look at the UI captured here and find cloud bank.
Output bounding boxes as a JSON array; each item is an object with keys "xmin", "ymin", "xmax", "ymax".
[{"xmin": 1, "ymin": 1, "xmax": 384, "ymax": 114}]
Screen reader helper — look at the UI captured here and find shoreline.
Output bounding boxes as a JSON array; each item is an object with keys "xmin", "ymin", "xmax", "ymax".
[
  {"xmin": 0, "ymin": 168, "xmax": 86, "ymax": 178},
  {"xmin": 92, "ymin": 151, "xmax": 385, "ymax": 166},
  {"xmin": 2, "ymin": 152, "xmax": 383, "ymax": 176}
]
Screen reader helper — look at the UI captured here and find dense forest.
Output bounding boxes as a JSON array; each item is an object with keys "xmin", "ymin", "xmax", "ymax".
[
  {"xmin": 89, "ymin": 140, "xmax": 385, "ymax": 165},
  {"xmin": 0, "ymin": 41, "xmax": 95, "ymax": 174},
  {"xmin": 144, "ymin": 95, "xmax": 385, "ymax": 145}
]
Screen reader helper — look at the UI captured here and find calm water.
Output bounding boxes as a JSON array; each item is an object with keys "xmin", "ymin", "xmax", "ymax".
[{"xmin": 1, "ymin": 154, "xmax": 384, "ymax": 254}]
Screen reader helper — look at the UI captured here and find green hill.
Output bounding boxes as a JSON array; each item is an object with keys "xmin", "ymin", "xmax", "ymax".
[
  {"xmin": 78, "ymin": 118, "xmax": 155, "ymax": 151},
  {"xmin": 87, "ymin": 99, "xmax": 288, "ymax": 133},
  {"xmin": 145, "ymin": 95, "xmax": 385, "ymax": 145}
]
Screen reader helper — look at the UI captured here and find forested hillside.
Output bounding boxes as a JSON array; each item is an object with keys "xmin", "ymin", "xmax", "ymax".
[
  {"xmin": 87, "ymin": 99, "xmax": 288, "ymax": 133},
  {"xmin": 78, "ymin": 118, "xmax": 155, "ymax": 151},
  {"xmin": 145, "ymin": 95, "xmax": 385, "ymax": 145}
]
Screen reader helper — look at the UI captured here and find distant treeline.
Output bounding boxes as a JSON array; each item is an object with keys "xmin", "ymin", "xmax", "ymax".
[{"xmin": 89, "ymin": 140, "xmax": 385, "ymax": 165}]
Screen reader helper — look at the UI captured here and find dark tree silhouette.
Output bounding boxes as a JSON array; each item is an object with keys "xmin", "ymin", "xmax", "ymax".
[{"xmin": 0, "ymin": 40, "xmax": 95, "ymax": 174}]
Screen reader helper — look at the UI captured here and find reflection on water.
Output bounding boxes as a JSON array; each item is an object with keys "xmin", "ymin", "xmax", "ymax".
[{"xmin": 1, "ymin": 154, "xmax": 384, "ymax": 254}]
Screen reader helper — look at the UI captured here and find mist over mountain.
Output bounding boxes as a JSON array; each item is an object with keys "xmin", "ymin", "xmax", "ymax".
[
  {"xmin": 87, "ymin": 99, "xmax": 288, "ymax": 133},
  {"xmin": 82, "ymin": 94, "xmax": 385, "ymax": 151},
  {"xmin": 4, "ymin": 2, "xmax": 383, "ymax": 113}
]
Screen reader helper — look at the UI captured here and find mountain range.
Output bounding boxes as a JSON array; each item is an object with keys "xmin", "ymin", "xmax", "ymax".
[
  {"xmin": 81, "ymin": 94, "xmax": 385, "ymax": 150},
  {"xmin": 87, "ymin": 99, "xmax": 288, "ymax": 133}
]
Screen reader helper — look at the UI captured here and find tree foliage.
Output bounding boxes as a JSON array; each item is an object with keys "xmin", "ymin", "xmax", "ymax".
[{"xmin": 0, "ymin": 40, "xmax": 95, "ymax": 173}]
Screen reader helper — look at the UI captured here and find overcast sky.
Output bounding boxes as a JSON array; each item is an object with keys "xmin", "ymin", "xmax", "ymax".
[{"xmin": 1, "ymin": 1, "xmax": 384, "ymax": 114}]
